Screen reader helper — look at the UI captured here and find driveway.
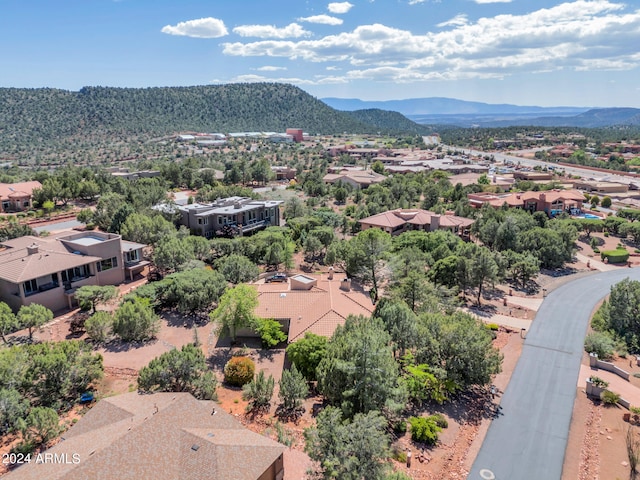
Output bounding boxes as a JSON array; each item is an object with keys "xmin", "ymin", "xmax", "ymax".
[{"xmin": 468, "ymin": 268, "xmax": 640, "ymax": 480}]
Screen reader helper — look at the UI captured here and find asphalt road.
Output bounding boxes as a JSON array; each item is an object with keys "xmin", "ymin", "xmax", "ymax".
[{"xmin": 468, "ymin": 268, "xmax": 640, "ymax": 480}]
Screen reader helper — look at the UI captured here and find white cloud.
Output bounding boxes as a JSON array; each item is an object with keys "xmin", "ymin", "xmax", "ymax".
[
  {"xmin": 474, "ymin": 0, "xmax": 512, "ymax": 3},
  {"xmin": 256, "ymin": 66, "xmax": 288, "ymax": 71},
  {"xmin": 230, "ymin": 74, "xmax": 348, "ymax": 85},
  {"xmin": 233, "ymin": 23, "xmax": 310, "ymax": 39},
  {"xmin": 298, "ymin": 14, "xmax": 344, "ymax": 25},
  {"xmin": 408, "ymin": 0, "xmax": 427, "ymax": 4},
  {"xmin": 328, "ymin": 2, "xmax": 354, "ymax": 14},
  {"xmin": 437, "ymin": 14, "xmax": 468, "ymax": 27},
  {"xmin": 161, "ymin": 17, "xmax": 228, "ymax": 38},
  {"xmin": 223, "ymin": 1, "xmax": 640, "ymax": 83}
]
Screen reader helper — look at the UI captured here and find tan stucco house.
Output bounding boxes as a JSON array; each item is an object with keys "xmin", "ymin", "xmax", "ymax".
[{"xmin": 0, "ymin": 231, "xmax": 147, "ymax": 312}]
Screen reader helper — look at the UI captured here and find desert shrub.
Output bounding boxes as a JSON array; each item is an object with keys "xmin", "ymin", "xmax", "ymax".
[
  {"xmin": 584, "ymin": 331, "xmax": 616, "ymax": 360},
  {"xmin": 223, "ymin": 356, "xmax": 255, "ymax": 386},
  {"xmin": 84, "ymin": 311, "xmax": 113, "ymax": 343},
  {"xmin": 601, "ymin": 249, "xmax": 629, "ymax": 264},
  {"xmin": 590, "ymin": 376, "xmax": 609, "ymax": 388},
  {"xmin": 429, "ymin": 413, "xmax": 449, "ymax": 429},
  {"xmin": 601, "ymin": 390, "xmax": 621, "ymax": 405},
  {"xmin": 486, "ymin": 323, "xmax": 500, "ymax": 331},
  {"xmin": 391, "ymin": 446, "xmax": 408, "ymax": 463},
  {"xmin": 392, "ymin": 420, "xmax": 407, "ymax": 434},
  {"xmin": 604, "ymin": 232, "xmax": 609, "ymax": 237},
  {"xmin": 408, "ymin": 416, "xmax": 441, "ymax": 445}
]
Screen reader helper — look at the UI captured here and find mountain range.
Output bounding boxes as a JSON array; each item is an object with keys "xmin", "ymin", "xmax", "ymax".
[{"xmin": 322, "ymin": 96, "xmax": 640, "ymax": 128}]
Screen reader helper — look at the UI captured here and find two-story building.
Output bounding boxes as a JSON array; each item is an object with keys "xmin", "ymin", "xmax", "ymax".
[
  {"xmin": 177, "ymin": 197, "xmax": 283, "ymax": 238},
  {"xmin": 0, "ymin": 231, "xmax": 147, "ymax": 312}
]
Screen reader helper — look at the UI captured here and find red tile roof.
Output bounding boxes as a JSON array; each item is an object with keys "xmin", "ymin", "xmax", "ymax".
[{"xmin": 255, "ymin": 274, "xmax": 374, "ymax": 342}]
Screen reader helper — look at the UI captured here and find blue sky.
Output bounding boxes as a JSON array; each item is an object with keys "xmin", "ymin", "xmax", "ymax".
[{"xmin": 1, "ymin": 0, "xmax": 639, "ymax": 107}]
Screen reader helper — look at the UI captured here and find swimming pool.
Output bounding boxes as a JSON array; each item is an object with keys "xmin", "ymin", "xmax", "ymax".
[{"xmin": 574, "ymin": 213, "xmax": 602, "ymax": 220}]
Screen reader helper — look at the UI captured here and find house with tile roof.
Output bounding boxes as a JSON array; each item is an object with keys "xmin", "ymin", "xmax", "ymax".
[
  {"xmin": 322, "ymin": 170, "xmax": 386, "ymax": 189},
  {"xmin": 0, "ymin": 231, "xmax": 148, "ymax": 312},
  {"xmin": 5, "ymin": 392, "xmax": 285, "ymax": 480},
  {"xmin": 254, "ymin": 273, "xmax": 374, "ymax": 343},
  {"xmin": 358, "ymin": 208, "xmax": 474, "ymax": 236},
  {"xmin": 468, "ymin": 189, "xmax": 585, "ymax": 216},
  {"xmin": 0, "ymin": 181, "xmax": 42, "ymax": 213}
]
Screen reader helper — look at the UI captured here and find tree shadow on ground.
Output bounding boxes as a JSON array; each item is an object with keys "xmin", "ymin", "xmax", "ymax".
[
  {"xmin": 163, "ymin": 310, "xmax": 208, "ymax": 328},
  {"xmin": 426, "ymin": 386, "xmax": 504, "ymax": 426},
  {"xmin": 101, "ymin": 338, "xmax": 158, "ymax": 353}
]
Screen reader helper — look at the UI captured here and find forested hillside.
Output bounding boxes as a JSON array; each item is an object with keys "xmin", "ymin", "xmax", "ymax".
[
  {"xmin": 0, "ymin": 84, "xmax": 374, "ymax": 141},
  {"xmin": 345, "ymin": 109, "xmax": 431, "ymax": 135}
]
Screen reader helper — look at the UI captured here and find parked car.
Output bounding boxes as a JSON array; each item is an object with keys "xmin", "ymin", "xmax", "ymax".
[{"xmin": 265, "ymin": 273, "xmax": 288, "ymax": 283}]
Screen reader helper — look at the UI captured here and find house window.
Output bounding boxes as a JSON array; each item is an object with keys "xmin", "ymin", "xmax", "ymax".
[
  {"xmin": 197, "ymin": 217, "xmax": 208, "ymax": 225},
  {"xmin": 23, "ymin": 279, "xmax": 38, "ymax": 296},
  {"xmin": 97, "ymin": 257, "xmax": 118, "ymax": 272},
  {"xmin": 124, "ymin": 250, "xmax": 140, "ymax": 263},
  {"xmin": 23, "ymin": 200, "xmax": 30, "ymax": 208},
  {"xmin": 61, "ymin": 265, "xmax": 91, "ymax": 283}
]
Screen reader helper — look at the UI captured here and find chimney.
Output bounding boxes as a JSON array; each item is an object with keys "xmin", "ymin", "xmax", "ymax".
[
  {"xmin": 27, "ymin": 243, "xmax": 39, "ymax": 255},
  {"xmin": 430, "ymin": 214, "xmax": 440, "ymax": 232},
  {"xmin": 340, "ymin": 278, "xmax": 351, "ymax": 292},
  {"xmin": 539, "ymin": 193, "xmax": 546, "ymax": 202},
  {"xmin": 234, "ymin": 202, "xmax": 241, "ymax": 209}
]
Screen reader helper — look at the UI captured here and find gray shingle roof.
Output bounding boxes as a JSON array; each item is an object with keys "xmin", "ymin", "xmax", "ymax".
[{"xmin": 6, "ymin": 392, "xmax": 284, "ymax": 480}]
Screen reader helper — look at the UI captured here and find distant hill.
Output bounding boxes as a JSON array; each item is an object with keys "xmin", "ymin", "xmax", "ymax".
[
  {"xmin": 344, "ymin": 109, "xmax": 430, "ymax": 135},
  {"xmin": 322, "ymin": 96, "xmax": 588, "ymax": 116},
  {"xmin": 0, "ymin": 84, "xmax": 429, "ymax": 147},
  {"xmin": 481, "ymin": 107, "xmax": 640, "ymax": 128}
]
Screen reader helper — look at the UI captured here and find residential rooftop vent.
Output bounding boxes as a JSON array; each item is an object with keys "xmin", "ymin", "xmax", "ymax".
[{"xmin": 191, "ymin": 444, "xmax": 200, "ymax": 451}]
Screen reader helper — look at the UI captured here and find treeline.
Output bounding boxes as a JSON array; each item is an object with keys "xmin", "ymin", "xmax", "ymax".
[{"xmin": 437, "ymin": 125, "xmax": 640, "ymax": 149}]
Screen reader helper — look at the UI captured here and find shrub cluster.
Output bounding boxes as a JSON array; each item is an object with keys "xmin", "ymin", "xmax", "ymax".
[{"xmin": 224, "ymin": 356, "xmax": 255, "ymax": 386}]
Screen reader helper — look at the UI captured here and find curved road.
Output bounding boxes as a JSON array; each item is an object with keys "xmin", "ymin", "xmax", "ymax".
[{"xmin": 469, "ymin": 267, "xmax": 640, "ymax": 480}]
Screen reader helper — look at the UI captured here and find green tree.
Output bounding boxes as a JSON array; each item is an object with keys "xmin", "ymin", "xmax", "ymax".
[
  {"xmin": 607, "ymin": 279, "xmax": 640, "ymax": 350},
  {"xmin": 42, "ymin": 200, "xmax": 55, "ymax": 217},
  {"xmin": 0, "ymin": 302, "xmax": 18, "ymax": 344},
  {"xmin": 138, "ymin": 344, "xmax": 217, "ymax": 400},
  {"xmin": 158, "ymin": 268, "xmax": 226, "ymax": 315},
  {"xmin": 112, "ymin": 298, "xmax": 159, "ymax": 342},
  {"xmin": 278, "ymin": 364, "xmax": 309, "ymax": 415},
  {"xmin": 304, "ymin": 406, "xmax": 390, "ymax": 480},
  {"xmin": 84, "ymin": 311, "xmax": 113, "ymax": 343},
  {"xmin": 286, "ymin": 332, "xmax": 328, "ymax": 381},
  {"xmin": 74, "ymin": 285, "xmax": 118, "ymax": 313},
  {"xmin": 316, "ymin": 315, "xmax": 404, "ymax": 417},
  {"xmin": 346, "ymin": 228, "xmax": 392, "ymax": 302},
  {"xmin": 242, "ymin": 370, "xmax": 275, "ymax": 413},
  {"xmin": 120, "ymin": 213, "xmax": 175, "ymax": 246},
  {"xmin": 470, "ymin": 249, "xmax": 499, "ymax": 305},
  {"xmin": 254, "ymin": 318, "xmax": 287, "ymax": 348},
  {"xmin": 416, "ymin": 312, "xmax": 502, "ymax": 390},
  {"xmin": 93, "ymin": 192, "xmax": 126, "ymax": 231},
  {"xmin": 154, "ymin": 236, "xmax": 196, "ymax": 273},
  {"xmin": 601, "ymin": 196, "xmax": 612, "ymax": 208},
  {"xmin": 17, "ymin": 304, "xmax": 53, "ymax": 341},
  {"xmin": 374, "ymin": 298, "xmax": 419, "ymax": 356},
  {"xmin": 209, "ymin": 284, "xmax": 258, "ymax": 344},
  {"xmin": 20, "ymin": 407, "xmax": 60, "ymax": 445},
  {"xmin": 216, "ymin": 254, "xmax": 259, "ymax": 284},
  {"xmin": 0, "ymin": 389, "xmax": 29, "ymax": 435}
]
